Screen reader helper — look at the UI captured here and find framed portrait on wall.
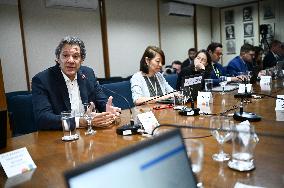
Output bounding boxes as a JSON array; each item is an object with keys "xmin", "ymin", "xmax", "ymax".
[
  {"xmin": 225, "ymin": 25, "xmax": 235, "ymax": 39},
  {"xmin": 244, "ymin": 23, "xmax": 254, "ymax": 37},
  {"xmin": 224, "ymin": 10, "xmax": 234, "ymax": 24},
  {"xmin": 226, "ymin": 40, "xmax": 236, "ymax": 54},
  {"xmin": 244, "ymin": 38, "xmax": 254, "ymax": 45},
  {"xmin": 266, "ymin": 23, "xmax": 274, "ymax": 39},
  {"xmin": 243, "ymin": 7, "xmax": 253, "ymax": 22},
  {"xmin": 263, "ymin": 4, "xmax": 275, "ymax": 19}
]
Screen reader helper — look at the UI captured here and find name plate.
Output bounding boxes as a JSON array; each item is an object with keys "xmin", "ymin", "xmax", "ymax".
[
  {"xmin": 137, "ymin": 111, "xmax": 159, "ymax": 134},
  {"xmin": 238, "ymin": 84, "xmax": 252, "ymax": 93},
  {"xmin": 260, "ymin": 76, "xmax": 272, "ymax": 84},
  {"xmin": 184, "ymin": 76, "xmax": 202, "ymax": 86},
  {"xmin": 197, "ymin": 91, "xmax": 213, "ymax": 105},
  {"xmin": 275, "ymin": 95, "xmax": 284, "ymax": 110},
  {"xmin": 0, "ymin": 147, "xmax": 37, "ymax": 178}
]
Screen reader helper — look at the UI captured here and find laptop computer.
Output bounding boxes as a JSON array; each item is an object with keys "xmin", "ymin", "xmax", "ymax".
[{"xmin": 64, "ymin": 129, "xmax": 197, "ymax": 188}]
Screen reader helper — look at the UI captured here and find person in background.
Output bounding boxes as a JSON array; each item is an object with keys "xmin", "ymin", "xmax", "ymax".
[
  {"xmin": 181, "ymin": 48, "xmax": 197, "ymax": 69},
  {"xmin": 172, "ymin": 60, "xmax": 182, "ymax": 74},
  {"xmin": 177, "ymin": 49, "xmax": 212, "ymax": 90},
  {"xmin": 227, "ymin": 43, "xmax": 255, "ymax": 76},
  {"xmin": 163, "ymin": 60, "xmax": 182, "ymax": 75},
  {"xmin": 263, "ymin": 40, "xmax": 282, "ymax": 69},
  {"xmin": 32, "ymin": 36, "xmax": 121, "ymax": 130},
  {"xmin": 254, "ymin": 46, "xmax": 264, "ymax": 71},
  {"xmin": 207, "ymin": 42, "xmax": 240, "ymax": 86},
  {"xmin": 130, "ymin": 46, "xmax": 174, "ymax": 106}
]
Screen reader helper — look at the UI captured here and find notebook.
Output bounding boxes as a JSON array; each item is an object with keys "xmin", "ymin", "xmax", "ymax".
[{"xmin": 64, "ymin": 129, "xmax": 197, "ymax": 188}]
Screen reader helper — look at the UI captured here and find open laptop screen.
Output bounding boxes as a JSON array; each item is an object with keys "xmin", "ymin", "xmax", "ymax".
[{"xmin": 64, "ymin": 129, "xmax": 197, "ymax": 188}]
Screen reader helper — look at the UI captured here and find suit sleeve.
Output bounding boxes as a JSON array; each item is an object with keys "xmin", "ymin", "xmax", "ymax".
[{"xmin": 32, "ymin": 75, "xmax": 62, "ymax": 130}]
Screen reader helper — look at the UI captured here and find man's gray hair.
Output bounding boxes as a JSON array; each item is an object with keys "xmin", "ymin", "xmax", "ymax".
[{"xmin": 55, "ymin": 36, "xmax": 86, "ymax": 61}]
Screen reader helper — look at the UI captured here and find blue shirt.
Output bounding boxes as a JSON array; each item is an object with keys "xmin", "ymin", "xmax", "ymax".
[{"xmin": 227, "ymin": 56, "xmax": 248, "ymax": 76}]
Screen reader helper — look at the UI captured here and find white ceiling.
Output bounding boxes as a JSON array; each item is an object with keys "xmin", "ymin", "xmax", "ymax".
[{"xmin": 175, "ymin": 0, "xmax": 257, "ymax": 8}]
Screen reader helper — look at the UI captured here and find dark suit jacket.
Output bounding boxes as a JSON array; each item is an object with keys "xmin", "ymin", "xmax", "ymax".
[
  {"xmin": 263, "ymin": 51, "xmax": 278, "ymax": 69},
  {"xmin": 32, "ymin": 64, "xmax": 108, "ymax": 130},
  {"xmin": 177, "ymin": 64, "xmax": 212, "ymax": 90}
]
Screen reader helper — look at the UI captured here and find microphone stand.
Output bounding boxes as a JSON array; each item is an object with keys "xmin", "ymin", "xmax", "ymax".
[
  {"xmin": 179, "ymin": 87, "xmax": 200, "ymax": 116},
  {"xmin": 233, "ymin": 78, "xmax": 261, "ymax": 122}
]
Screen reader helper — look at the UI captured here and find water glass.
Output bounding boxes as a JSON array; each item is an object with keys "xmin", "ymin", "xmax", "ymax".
[
  {"xmin": 184, "ymin": 139, "xmax": 204, "ymax": 174},
  {"xmin": 204, "ymin": 79, "xmax": 213, "ymax": 92},
  {"xmin": 219, "ymin": 76, "xmax": 227, "ymax": 95},
  {"xmin": 173, "ymin": 90, "xmax": 184, "ymax": 109},
  {"xmin": 210, "ymin": 116, "xmax": 233, "ymax": 162},
  {"xmin": 83, "ymin": 103, "xmax": 96, "ymax": 136},
  {"xmin": 228, "ymin": 123, "xmax": 259, "ymax": 171},
  {"xmin": 184, "ymin": 139, "xmax": 204, "ymax": 188},
  {"xmin": 61, "ymin": 111, "xmax": 79, "ymax": 141}
]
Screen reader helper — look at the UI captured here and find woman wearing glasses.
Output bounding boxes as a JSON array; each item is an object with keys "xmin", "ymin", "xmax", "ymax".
[{"xmin": 176, "ymin": 49, "xmax": 212, "ymax": 90}]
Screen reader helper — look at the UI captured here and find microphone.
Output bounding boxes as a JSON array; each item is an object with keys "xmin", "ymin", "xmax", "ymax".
[
  {"xmin": 179, "ymin": 87, "xmax": 200, "ymax": 116},
  {"xmin": 99, "ymin": 84, "xmax": 141, "ymax": 135},
  {"xmin": 233, "ymin": 77, "xmax": 261, "ymax": 122}
]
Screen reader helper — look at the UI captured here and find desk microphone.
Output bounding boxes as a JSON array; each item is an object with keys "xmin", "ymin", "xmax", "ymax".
[
  {"xmin": 99, "ymin": 84, "xmax": 141, "ymax": 135},
  {"xmin": 233, "ymin": 77, "xmax": 261, "ymax": 122},
  {"xmin": 179, "ymin": 87, "xmax": 200, "ymax": 116}
]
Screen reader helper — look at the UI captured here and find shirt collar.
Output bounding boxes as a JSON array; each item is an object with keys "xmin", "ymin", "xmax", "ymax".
[{"xmin": 61, "ymin": 70, "xmax": 77, "ymax": 83}]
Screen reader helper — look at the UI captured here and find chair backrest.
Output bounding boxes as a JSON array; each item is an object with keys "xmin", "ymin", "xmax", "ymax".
[
  {"xmin": 102, "ymin": 81, "xmax": 134, "ymax": 110},
  {"xmin": 164, "ymin": 74, "xmax": 178, "ymax": 90},
  {"xmin": 6, "ymin": 91, "xmax": 31, "ymax": 112},
  {"xmin": 9, "ymin": 94, "xmax": 36, "ymax": 137}
]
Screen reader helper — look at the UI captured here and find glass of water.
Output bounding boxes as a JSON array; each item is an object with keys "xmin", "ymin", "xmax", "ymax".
[
  {"xmin": 61, "ymin": 110, "xmax": 79, "ymax": 141},
  {"xmin": 184, "ymin": 139, "xmax": 204, "ymax": 187},
  {"xmin": 83, "ymin": 102, "xmax": 96, "ymax": 135},
  {"xmin": 228, "ymin": 123, "xmax": 259, "ymax": 171},
  {"xmin": 219, "ymin": 76, "xmax": 227, "ymax": 95},
  {"xmin": 210, "ymin": 116, "xmax": 233, "ymax": 162}
]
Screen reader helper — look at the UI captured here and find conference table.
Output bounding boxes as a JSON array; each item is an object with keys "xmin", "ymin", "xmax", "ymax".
[{"xmin": 1, "ymin": 80, "xmax": 284, "ymax": 188}]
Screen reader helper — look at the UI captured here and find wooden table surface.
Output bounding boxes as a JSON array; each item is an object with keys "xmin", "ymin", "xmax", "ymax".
[{"xmin": 1, "ymin": 80, "xmax": 284, "ymax": 188}]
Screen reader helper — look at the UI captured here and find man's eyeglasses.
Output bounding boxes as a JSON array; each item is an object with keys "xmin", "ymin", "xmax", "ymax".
[{"xmin": 214, "ymin": 52, "xmax": 223, "ymax": 57}]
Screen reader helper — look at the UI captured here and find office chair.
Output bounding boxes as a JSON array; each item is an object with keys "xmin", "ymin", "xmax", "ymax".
[
  {"xmin": 102, "ymin": 81, "xmax": 134, "ymax": 110},
  {"xmin": 164, "ymin": 74, "xmax": 178, "ymax": 90},
  {"xmin": 9, "ymin": 94, "xmax": 37, "ymax": 137}
]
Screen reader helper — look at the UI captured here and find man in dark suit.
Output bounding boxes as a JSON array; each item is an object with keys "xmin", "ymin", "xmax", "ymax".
[
  {"xmin": 263, "ymin": 40, "xmax": 282, "ymax": 69},
  {"xmin": 32, "ymin": 36, "xmax": 120, "ymax": 130},
  {"xmin": 181, "ymin": 48, "xmax": 196, "ymax": 69}
]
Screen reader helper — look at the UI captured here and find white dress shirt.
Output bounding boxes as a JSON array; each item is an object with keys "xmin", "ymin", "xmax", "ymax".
[{"xmin": 61, "ymin": 71, "xmax": 83, "ymax": 127}]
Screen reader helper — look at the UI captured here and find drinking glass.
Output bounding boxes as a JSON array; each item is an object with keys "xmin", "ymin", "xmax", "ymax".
[
  {"xmin": 219, "ymin": 76, "xmax": 227, "ymax": 95},
  {"xmin": 182, "ymin": 86, "xmax": 192, "ymax": 106},
  {"xmin": 83, "ymin": 103, "xmax": 96, "ymax": 135},
  {"xmin": 228, "ymin": 123, "xmax": 259, "ymax": 171},
  {"xmin": 61, "ymin": 110, "xmax": 79, "ymax": 141},
  {"xmin": 246, "ymin": 71, "xmax": 253, "ymax": 83},
  {"xmin": 173, "ymin": 90, "xmax": 184, "ymax": 110},
  {"xmin": 184, "ymin": 139, "xmax": 204, "ymax": 188},
  {"xmin": 210, "ymin": 116, "xmax": 233, "ymax": 162},
  {"xmin": 204, "ymin": 79, "xmax": 213, "ymax": 92}
]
